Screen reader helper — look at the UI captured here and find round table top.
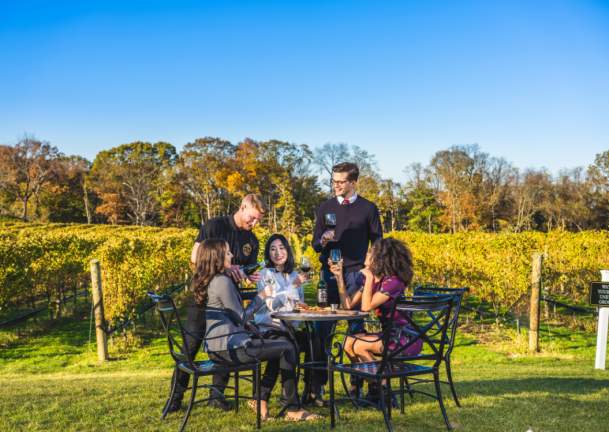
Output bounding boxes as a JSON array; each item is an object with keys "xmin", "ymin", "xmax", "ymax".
[{"xmin": 271, "ymin": 309, "xmax": 369, "ymax": 322}]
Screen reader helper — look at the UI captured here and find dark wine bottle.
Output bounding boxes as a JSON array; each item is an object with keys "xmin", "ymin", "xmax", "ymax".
[
  {"xmin": 317, "ymin": 277, "xmax": 328, "ymax": 308},
  {"xmin": 240, "ymin": 261, "xmax": 264, "ymax": 276}
]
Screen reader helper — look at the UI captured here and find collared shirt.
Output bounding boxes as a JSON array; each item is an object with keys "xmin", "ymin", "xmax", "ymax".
[{"xmin": 337, "ymin": 193, "xmax": 358, "ymax": 205}]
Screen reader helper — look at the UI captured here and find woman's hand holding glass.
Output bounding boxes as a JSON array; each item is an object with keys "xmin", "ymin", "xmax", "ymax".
[
  {"xmin": 294, "ymin": 271, "xmax": 309, "ymax": 287},
  {"xmin": 328, "ymin": 258, "xmax": 343, "ymax": 278},
  {"xmin": 260, "ymin": 273, "xmax": 276, "ymax": 300}
]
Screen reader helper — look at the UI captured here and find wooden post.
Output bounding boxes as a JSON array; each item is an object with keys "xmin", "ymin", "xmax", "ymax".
[
  {"xmin": 90, "ymin": 259, "xmax": 108, "ymax": 362},
  {"xmin": 529, "ymin": 253, "xmax": 543, "ymax": 353}
]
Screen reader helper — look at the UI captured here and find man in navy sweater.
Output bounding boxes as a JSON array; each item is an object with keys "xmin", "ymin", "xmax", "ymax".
[{"xmin": 308, "ymin": 162, "xmax": 383, "ymax": 404}]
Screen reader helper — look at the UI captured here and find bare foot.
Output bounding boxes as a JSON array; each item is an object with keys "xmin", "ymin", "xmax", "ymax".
[
  {"xmin": 285, "ymin": 409, "xmax": 321, "ymax": 421},
  {"xmin": 247, "ymin": 399, "xmax": 269, "ymax": 420}
]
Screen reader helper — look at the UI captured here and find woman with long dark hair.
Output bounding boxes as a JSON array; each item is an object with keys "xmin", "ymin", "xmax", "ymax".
[
  {"xmin": 252, "ymin": 234, "xmax": 326, "ymax": 415},
  {"xmin": 193, "ymin": 238, "xmax": 318, "ymax": 422},
  {"xmin": 254, "ymin": 234, "xmax": 307, "ymax": 330}
]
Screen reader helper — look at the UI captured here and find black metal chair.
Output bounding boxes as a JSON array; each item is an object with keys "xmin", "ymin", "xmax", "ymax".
[
  {"xmin": 328, "ymin": 295, "xmax": 455, "ymax": 432},
  {"xmin": 148, "ymin": 293, "xmax": 262, "ymax": 432},
  {"xmin": 408, "ymin": 286, "xmax": 468, "ymax": 406}
]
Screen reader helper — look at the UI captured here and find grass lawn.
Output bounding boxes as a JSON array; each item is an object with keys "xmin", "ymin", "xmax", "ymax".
[{"xmin": 1, "ymin": 313, "xmax": 608, "ymax": 432}]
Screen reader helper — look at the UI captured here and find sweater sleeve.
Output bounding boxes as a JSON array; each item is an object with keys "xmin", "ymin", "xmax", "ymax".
[
  {"xmin": 312, "ymin": 204, "xmax": 325, "ymax": 253},
  {"xmin": 368, "ymin": 203, "xmax": 383, "ymax": 244}
]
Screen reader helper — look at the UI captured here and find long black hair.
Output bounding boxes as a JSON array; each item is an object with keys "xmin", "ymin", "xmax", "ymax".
[{"xmin": 264, "ymin": 233, "xmax": 295, "ymax": 274}]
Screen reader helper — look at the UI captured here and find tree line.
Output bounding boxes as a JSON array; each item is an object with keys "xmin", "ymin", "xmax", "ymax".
[{"xmin": 1, "ymin": 136, "xmax": 609, "ymax": 234}]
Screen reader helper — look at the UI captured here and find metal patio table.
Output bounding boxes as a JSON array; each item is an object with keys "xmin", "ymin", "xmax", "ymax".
[{"xmin": 271, "ymin": 309, "xmax": 369, "ymax": 407}]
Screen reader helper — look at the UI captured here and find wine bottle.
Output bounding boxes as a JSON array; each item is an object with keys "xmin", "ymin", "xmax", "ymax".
[
  {"xmin": 240, "ymin": 261, "xmax": 264, "ymax": 276},
  {"xmin": 317, "ymin": 277, "xmax": 328, "ymax": 308}
]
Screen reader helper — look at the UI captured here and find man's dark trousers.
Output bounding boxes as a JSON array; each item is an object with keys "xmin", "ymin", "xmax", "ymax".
[{"xmin": 312, "ymin": 269, "xmax": 365, "ymax": 392}]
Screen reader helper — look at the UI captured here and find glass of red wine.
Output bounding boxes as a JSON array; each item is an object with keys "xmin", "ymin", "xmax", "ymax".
[
  {"xmin": 324, "ymin": 213, "xmax": 337, "ymax": 241},
  {"xmin": 300, "ymin": 256, "xmax": 311, "ymax": 274},
  {"xmin": 324, "ymin": 213, "xmax": 337, "ymax": 228}
]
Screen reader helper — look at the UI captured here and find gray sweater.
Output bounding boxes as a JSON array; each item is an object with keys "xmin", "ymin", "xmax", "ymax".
[{"xmin": 204, "ymin": 274, "xmax": 264, "ymax": 353}]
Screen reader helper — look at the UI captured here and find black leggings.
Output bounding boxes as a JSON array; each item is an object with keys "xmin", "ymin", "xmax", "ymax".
[{"xmin": 209, "ymin": 337, "xmax": 300, "ymax": 409}]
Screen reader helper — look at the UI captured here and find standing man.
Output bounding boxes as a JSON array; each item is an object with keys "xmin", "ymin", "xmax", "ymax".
[
  {"xmin": 166, "ymin": 194, "xmax": 266, "ymax": 413},
  {"xmin": 310, "ymin": 162, "xmax": 383, "ymax": 404}
]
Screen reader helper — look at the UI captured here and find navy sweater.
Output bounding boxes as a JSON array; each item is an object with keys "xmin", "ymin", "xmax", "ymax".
[{"xmin": 312, "ymin": 196, "xmax": 383, "ymax": 272}]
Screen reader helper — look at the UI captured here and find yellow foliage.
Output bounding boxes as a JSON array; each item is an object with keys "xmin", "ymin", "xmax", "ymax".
[{"xmin": 2, "ymin": 223, "xmax": 608, "ymax": 323}]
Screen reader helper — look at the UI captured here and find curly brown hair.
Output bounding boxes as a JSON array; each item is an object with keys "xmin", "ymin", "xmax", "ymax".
[
  {"xmin": 191, "ymin": 238, "xmax": 228, "ymax": 305},
  {"xmin": 368, "ymin": 238, "xmax": 414, "ymax": 286}
]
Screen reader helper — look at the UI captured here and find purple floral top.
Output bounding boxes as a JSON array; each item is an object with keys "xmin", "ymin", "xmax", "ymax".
[{"xmin": 372, "ymin": 276, "xmax": 422, "ymax": 355}]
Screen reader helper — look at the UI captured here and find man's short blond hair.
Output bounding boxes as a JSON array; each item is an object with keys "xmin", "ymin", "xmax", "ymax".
[{"xmin": 242, "ymin": 194, "xmax": 267, "ymax": 214}]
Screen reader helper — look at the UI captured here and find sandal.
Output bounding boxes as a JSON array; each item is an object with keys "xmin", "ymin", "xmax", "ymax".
[
  {"xmin": 247, "ymin": 399, "xmax": 269, "ymax": 421},
  {"xmin": 284, "ymin": 409, "xmax": 322, "ymax": 422}
]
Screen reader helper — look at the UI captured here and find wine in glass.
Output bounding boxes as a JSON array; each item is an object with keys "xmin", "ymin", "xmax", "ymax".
[
  {"xmin": 324, "ymin": 213, "xmax": 337, "ymax": 241},
  {"xmin": 300, "ymin": 256, "xmax": 311, "ymax": 273},
  {"xmin": 263, "ymin": 272, "xmax": 276, "ymax": 294},
  {"xmin": 330, "ymin": 248, "xmax": 342, "ymax": 264},
  {"xmin": 324, "ymin": 213, "xmax": 337, "ymax": 229}
]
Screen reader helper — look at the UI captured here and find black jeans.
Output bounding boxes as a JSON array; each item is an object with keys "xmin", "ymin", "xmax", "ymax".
[{"xmin": 209, "ymin": 338, "xmax": 300, "ymax": 409}]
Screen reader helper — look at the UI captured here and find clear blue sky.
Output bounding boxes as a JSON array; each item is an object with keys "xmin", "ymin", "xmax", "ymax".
[{"xmin": 1, "ymin": 0, "xmax": 608, "ymax": 182}]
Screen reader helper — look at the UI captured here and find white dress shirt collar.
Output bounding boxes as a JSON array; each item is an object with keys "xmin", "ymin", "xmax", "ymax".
[{"xmin": 337, "ymin": 193, "xmax": 358, "ymax": 205}]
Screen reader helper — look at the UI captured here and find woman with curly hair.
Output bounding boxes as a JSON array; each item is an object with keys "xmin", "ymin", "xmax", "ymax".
[{"xmin": 329, "ymin": 237, "xmax": 422, "ymax": 402}]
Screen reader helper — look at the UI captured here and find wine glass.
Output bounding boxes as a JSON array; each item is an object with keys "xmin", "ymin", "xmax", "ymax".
[
  {"xmin": 324, "ymin": 213, "xmax": 337, "ymax": 242},
  {"xmin": 330, "ymin": 248, "xmax": 342, "ymax": 264},
  {"xmin": 324, "ymin": 213, "xmax": 337, "ymax": 229},
  {"xmin": 300, "ymin": 256, "xmax": 311, "ymax": 273},
  {"xmin": 263, "ymin": 272, "xmax": 276, "ymax": 294},
  {"xmin": 286, "ymin": 285, "xmax": 301, "ymax": 310}
]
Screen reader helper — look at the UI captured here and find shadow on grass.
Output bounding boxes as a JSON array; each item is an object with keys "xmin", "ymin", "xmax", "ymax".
[{"xmin": 454, "ymin": 376, "xmax": 609, "ymax": 398}]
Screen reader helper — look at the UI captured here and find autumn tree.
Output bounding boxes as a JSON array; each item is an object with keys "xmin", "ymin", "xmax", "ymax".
[
  {"xmin": 313, "ymin": 143, "xmax": 350, "ymax": 191},
  {"xmin": 0, "ymin": 137, "xmax": 60, "ymax": 221},
  {"xmin": 403, "ymin": 163, "xmax": 443, "ymax": 232},
  {"xmin": 429, "ymin": 145, "xmax": 486, "ymax": 232},
  {"xmin": 41, "ymin": 156, "xmax": 92, "ymax": 223},
  {"xmin": 176, "ymin": 137, "xmax": 235, "ymax": 223},
  {"xmin": 89, "ymin": 142, "xmax": 177, "ymax": 225},
  {"xmin": 587, "ymin": 150, "xmax": 609, "ymax": 229}
]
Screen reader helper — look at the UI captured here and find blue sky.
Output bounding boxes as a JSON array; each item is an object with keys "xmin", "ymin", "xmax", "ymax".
[{"xmin": 1, "ymin": 1, "xmax": 608, "ymax": 182}]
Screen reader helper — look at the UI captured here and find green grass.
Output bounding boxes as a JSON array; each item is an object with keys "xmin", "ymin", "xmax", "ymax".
[{"xmin": 1, "ymin": 314, "xmax": 608, "ymax": 432}]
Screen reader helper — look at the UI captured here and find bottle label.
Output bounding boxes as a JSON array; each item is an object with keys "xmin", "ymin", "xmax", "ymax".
[{"xmin": 318, "ymin": 289, "xmax": 328, "ymax": 305}]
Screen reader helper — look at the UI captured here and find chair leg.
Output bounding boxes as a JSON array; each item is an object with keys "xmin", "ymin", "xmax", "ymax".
[
  {"xmin": 234, "ymin": 371, "xmax": 239, "ymax": 412},
  {"xmin": 162, "ymin": 367, "xmax": 179, "ymax": 419},
  {"xmin": 404, "ymin": 376, "xmax": 414, "ymax": 399},
  {"xmin": 378, "ymin": 379, "xmax": 393, "ymax": 432},
  {"xmin": 433, "ymin": 370, "xmax": 452, "ymax": 431},
  {"xmin": 445, "ymin": 357, "xmax": 461, "ymax": 407},
  {"xmin": 386, "ymin": 379, "xmax": 392, "ymax": 421},
  {"xmin": 179, "ymin": 373, "xmax": 198, "ymax": 432},
  {"xmin": 399, "ymin": 377, "xmax": 405, "ymax": 414},
  {"xmin": 255, "ymin": 363, "xmax": 261, "ymax": 430},
  {"xmin": 329, "ymin": 364, "xmax": 336, "ymax": 428}
]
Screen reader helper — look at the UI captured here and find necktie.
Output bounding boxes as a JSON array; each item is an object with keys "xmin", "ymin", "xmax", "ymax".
[{"xmin": 341, "ymin": 199, "xmax": 350, "ymax": 206}]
